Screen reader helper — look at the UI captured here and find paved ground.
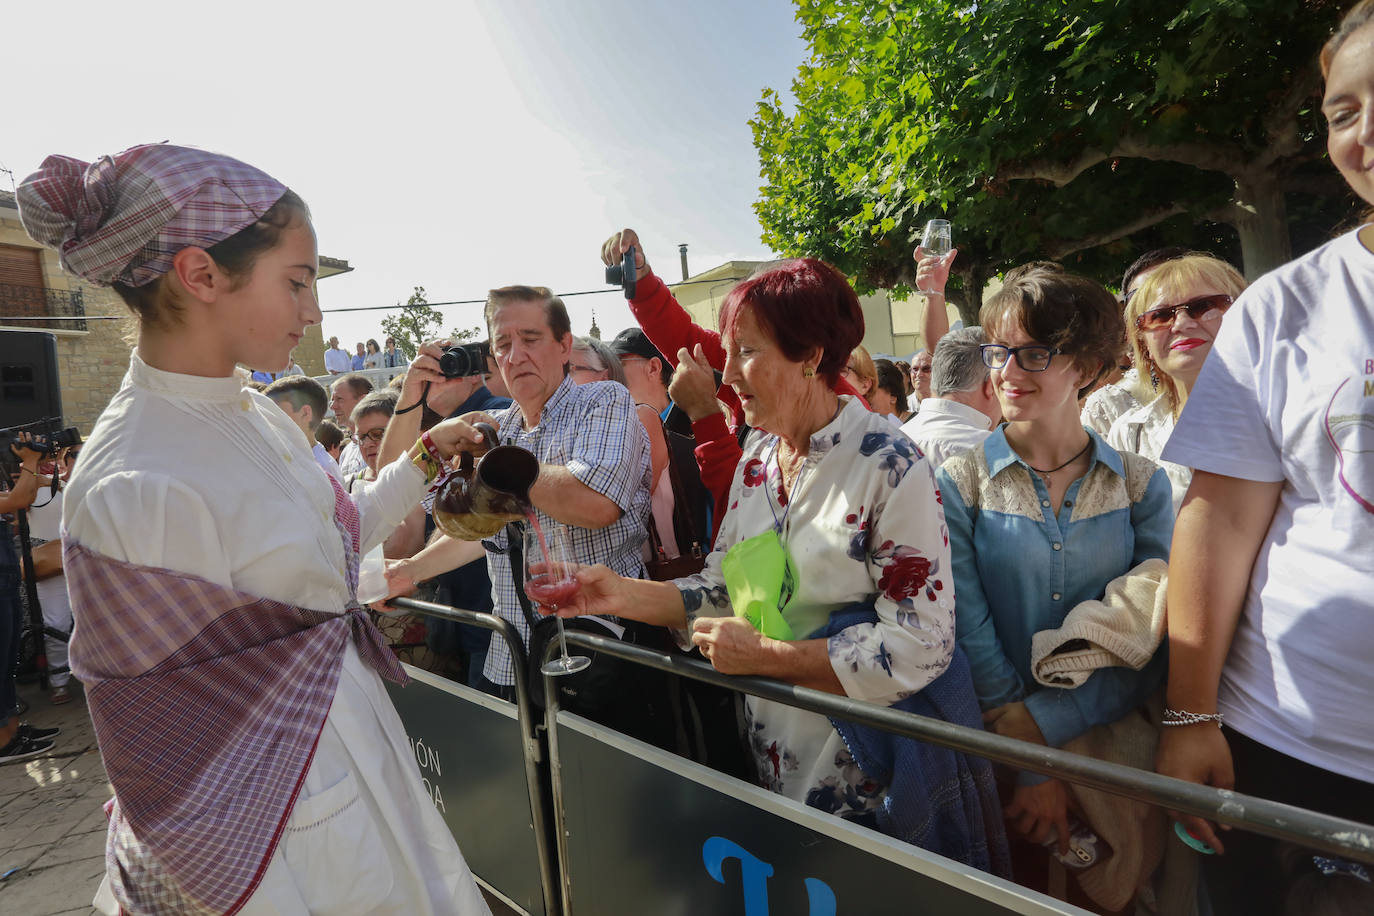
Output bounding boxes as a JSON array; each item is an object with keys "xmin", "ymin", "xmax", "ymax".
[
  {"xmin": 0, "ymin": 680, "xmax": 516, "ymax": 916},
  {"xmin": 0, "ymin": 680, "xmax": 106, "ymax": 916}
]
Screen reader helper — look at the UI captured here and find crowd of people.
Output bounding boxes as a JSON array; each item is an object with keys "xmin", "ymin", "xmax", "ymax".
[
  {"xmin": 1, "ymin": 3, "xmax": 1370, "ymax": 913},
  {"xmin": 324, "ymin": 334, "xmax": 407, "ymax": 373}
]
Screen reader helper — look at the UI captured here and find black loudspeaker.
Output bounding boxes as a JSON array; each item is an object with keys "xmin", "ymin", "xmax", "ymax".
[{"xmin": 0, "ymin": 331, "xmax": 63, "ymax": 429}]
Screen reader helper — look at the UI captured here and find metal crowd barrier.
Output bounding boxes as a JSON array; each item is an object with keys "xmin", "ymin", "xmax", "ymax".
[
  {"xmin": 386, "ymin": 598, "xmax": 1374, "ymax": 915},
  {"xmin": 546, "ymin": 630, "xmax": 1374, "ymax": 866}
]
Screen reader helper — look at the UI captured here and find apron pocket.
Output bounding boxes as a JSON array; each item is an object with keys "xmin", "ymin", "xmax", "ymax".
[{"xmin": 281, "ymin": 769, "xmax": 395, "ymax": 914}]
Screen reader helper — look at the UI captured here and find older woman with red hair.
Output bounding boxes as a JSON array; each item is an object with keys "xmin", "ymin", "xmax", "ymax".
[{"xmin": 556, "ymin": 258, "xmax": 1007, "ymax": 873}]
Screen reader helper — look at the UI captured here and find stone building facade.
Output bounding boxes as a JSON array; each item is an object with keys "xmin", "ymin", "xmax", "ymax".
[{"xmin": 1, "ymin": 190, "xmax": 350, "ymax": 432}]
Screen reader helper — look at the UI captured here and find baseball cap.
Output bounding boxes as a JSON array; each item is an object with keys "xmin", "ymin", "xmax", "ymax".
[{"xmin": 609, "ymin": 327, "xmax": 664, "ymax": 362}]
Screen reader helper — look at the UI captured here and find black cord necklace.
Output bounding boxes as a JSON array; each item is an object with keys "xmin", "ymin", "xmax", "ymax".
[{"xmin": 1027, "ymin": 438, "xmax": 1092, "ymax": 486}]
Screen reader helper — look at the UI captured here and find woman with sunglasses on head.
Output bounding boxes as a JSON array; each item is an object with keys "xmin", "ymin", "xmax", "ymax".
[
  {"xmin": 17, "ymin": 144, "xmax": 490, "ymax": 915},
  {"xmin": 937, "ymin": 270, "xmax": 1173, "ymax": 898},
  {"xmin": 1108, "ymin": 256, "xmax": 1246, "ymax": 514},
  {"xmin": 1155, "ymin": 5, "xmax": 1374, "ymax": 911}
]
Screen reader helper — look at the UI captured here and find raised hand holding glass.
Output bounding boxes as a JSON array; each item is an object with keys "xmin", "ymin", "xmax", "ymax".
[{"xmin": 917, "ymin": 220, "xmax": 952, "ymax": 294}]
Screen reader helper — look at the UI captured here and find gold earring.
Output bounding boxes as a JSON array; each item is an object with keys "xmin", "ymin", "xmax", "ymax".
[{"xmin": 803, "ymin": 366, "xmax": 815, "ymax": 378}]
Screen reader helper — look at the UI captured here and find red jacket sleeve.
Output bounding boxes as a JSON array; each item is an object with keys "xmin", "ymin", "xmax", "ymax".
[
  {"xmin": 689, "ymin": 411, "xmax": 740, "ymax": 549},
  {"xmin": 628, "ymin": 273, "xmax": 727, "ymax": 369},
  {"xmin": 629, "ymin": 273, "xmax": 744, "ymax": 424},
  {"xmin": 629, "ymin": 271, "xmax": 870, "ymax": 419}
]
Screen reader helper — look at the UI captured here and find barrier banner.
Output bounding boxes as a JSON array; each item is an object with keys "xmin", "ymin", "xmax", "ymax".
[
  {"xmin": 388, "ymin": 666, "xmax": 546, "ymax": 916},
  {"xmin": 554, "ymin": 714, "xmax": 1084, "ymax": 916}
]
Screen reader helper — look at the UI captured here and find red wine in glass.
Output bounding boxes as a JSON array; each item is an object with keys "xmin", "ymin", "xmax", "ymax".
[
  {"xmin": 524, "ymin": 516, "xmax": 591, "ymax": 675},
  {"xmin": 526, "ymin": 575, "xmax": 580, "ymax": 607}
]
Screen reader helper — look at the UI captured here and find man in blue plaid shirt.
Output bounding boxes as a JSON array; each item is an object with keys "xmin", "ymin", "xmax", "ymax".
[
  {"xmin": 381, "ymin": 286, "xmax": 652, "ymax": 698},
  {"xmin": 472, "ymin": 286, "xmax": 651, "ymax": 692}
]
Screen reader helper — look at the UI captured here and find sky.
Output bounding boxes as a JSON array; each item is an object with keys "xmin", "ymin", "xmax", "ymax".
[{"xmin": 2, "ymin": 0, "xmax": 809, "ymax": 348}]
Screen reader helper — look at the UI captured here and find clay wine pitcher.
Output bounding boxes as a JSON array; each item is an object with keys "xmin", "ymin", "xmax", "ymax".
[{"xmin": 432, "ymin": 423, "xmax": 540, "ymax": 540}]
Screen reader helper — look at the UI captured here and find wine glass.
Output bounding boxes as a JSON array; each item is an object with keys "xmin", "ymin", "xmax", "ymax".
[
  {"xmin": 524, "ymin": 521, "xmax": 591, "ymax": 676},
  {"xmin": 917, "ymin": 219, "xmax": 952, "ymax": 294}
]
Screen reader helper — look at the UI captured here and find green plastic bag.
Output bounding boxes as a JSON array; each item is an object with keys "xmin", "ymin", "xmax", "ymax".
[{"xmin": 720, "ymin": 528, "xmax": 796, "ymax": 641}]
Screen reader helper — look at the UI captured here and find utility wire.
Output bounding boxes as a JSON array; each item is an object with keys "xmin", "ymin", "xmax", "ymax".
[{"xmin": 0, "ymin": 275, "xmax": 749, "ymax": 322}]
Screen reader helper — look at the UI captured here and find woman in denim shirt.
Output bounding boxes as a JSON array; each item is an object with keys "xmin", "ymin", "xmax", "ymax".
[{"xmin": 936, "ymin": 269, "xmax": 1174, "ymax": 856}]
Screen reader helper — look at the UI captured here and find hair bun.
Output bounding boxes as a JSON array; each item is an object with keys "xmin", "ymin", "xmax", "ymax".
[{"xmin": 15, "ymin": 153, "xmax": 119, "ymax": 254}]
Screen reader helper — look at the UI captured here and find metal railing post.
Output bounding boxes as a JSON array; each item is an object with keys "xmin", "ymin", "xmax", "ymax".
[{"xmin": 538, "ymin": 657, "xmax": 575, "ymax": 915}]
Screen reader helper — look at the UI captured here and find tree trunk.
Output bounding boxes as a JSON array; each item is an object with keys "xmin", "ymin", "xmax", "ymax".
[
  {"xmin": 1230, "ymin": 173, "xmax": 1292, "ymax": 280},
  {"xmin": 950, "ymin": 262, "xmax": 993, "ymax": 328}
]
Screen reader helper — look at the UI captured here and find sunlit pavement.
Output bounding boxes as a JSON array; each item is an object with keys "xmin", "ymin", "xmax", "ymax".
[
  {"xmin": 0, "ymin": 680, "xmax": 107, "ymax": 916},
  {"xmin": 0, "ymin": 680, "xmax": 516, "ymax": 916}
]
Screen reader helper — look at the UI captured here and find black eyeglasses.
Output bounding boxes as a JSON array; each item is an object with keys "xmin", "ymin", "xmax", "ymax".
[
  {"xmin": 1135, "ymin": 294, "xmax": 1233, "ymax": 331},
  {"xmin": 980, "ymin": 344, "xmax": 1060, "ymax": 372},
  {"xmin": 354, "ymin": 428, "xmax": 386, "ymax": 444}
]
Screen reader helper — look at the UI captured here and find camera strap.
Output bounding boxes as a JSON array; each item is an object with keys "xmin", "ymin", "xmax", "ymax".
[
  {"xmin": 504, "ymin": 520, "xmax": 542, "ymax": 633},
  {"xmin": 395, "ymin": 381, "xmax": 430, "ymax": 416}
]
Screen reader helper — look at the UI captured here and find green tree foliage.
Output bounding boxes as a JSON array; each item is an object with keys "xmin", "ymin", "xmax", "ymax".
[
  {"xmin": 753, "ymin": 0, "xmax": 1361, "ymax": 321},
  {"xmin": 380, "ymin": 286, "xmax": 479, "ymax": 360}
]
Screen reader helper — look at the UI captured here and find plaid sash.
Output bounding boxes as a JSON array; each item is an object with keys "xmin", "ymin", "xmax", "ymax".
[{"xmin": 66, "ymin": 474, "xmax": 406, "ymax": 914}]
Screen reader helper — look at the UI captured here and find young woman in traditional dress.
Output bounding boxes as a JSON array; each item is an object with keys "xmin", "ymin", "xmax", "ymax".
[{"xmin": 18, "ymin": 143, "xmax": 491, "ymax": 915}]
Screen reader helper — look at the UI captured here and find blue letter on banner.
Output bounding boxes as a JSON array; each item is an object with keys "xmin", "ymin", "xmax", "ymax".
[
  {"xmin": 703, "ymin": 836, "xmax": 773, "ymax": 915},
  {"xmin": 702, "ymin": 837, "xmax": 838, "ymax": 915}
]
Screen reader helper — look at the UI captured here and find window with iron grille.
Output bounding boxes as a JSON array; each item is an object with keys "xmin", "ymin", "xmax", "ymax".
[{"xmin": 0, "ymin": 242, "xmax": 86, "ymax": 331}]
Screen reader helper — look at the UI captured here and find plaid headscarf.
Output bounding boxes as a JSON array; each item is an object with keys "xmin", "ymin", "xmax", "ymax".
[{"xmin": 16, "ymin": 143, "xmax": 289, "ymax": 288}]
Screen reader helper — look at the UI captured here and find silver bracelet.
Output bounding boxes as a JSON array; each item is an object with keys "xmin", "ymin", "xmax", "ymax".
[{"xmin": 1162, "ymin": 708, "xmax": 1224, "ymax": 727}]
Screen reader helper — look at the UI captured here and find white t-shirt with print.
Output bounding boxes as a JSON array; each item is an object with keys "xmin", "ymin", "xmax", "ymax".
[{"xmin": 1163, "ymin": 226, "xmax": 1374, "ymax": 782}]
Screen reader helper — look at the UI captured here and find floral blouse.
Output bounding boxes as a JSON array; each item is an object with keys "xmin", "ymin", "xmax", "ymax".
[{"xmin": 677, "ymin": 396, "xmax": 955, "ymax": 706}]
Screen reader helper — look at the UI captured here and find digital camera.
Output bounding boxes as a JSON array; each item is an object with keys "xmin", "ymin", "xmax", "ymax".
[
  {"xmin": 439, "ymin": 342, "xmax": 490, "ymax": 379},
  {"xmin": 0, "ymin": 423, "xmax": 81, "ymax": 458},
  {"xmin": 605, "ymin": 245, "xmax": 637, "ymax": 299},
  {"xmin": 0, "ymin": 419, "xmax": 81, "ymax": 476}
]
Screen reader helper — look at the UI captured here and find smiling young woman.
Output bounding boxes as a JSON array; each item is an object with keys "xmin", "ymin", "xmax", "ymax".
[
  {"xmin": 977, "ymin": 271, "xmax": 1125, "ymax": 503},
  {"xmin": 1154, "ymin": 4, "xmax": 1374, "ymax": 911},
  {"xmin": 936, "ymin": 269, "xmax": 1174, "ymax": 901}
]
